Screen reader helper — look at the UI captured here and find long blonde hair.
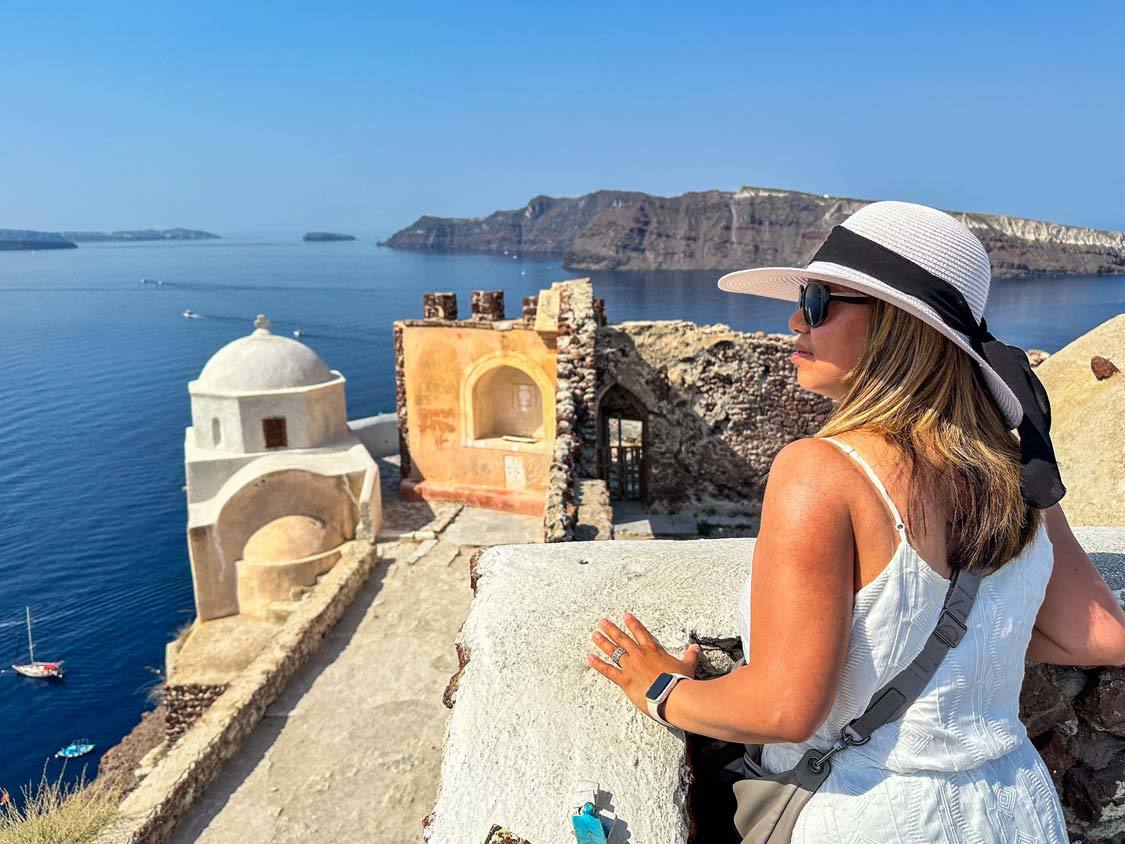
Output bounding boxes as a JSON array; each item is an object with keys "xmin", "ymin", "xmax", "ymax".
[{"xmin": 815, "ymin": 298, "xmax": 1040, "ymax": 573}]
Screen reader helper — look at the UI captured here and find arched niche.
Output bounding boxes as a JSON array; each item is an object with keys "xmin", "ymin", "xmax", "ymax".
[{"xmin": 462, "ymin": 354, "xmax": 555, "ymax": 452}]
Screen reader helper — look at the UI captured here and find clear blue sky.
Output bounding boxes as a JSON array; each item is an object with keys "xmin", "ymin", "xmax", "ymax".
[{"xmin": 3, "ymin": 2, "xmax": 1123, "ymax": 235}]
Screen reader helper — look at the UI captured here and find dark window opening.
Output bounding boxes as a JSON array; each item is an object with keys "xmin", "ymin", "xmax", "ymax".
[{"xmin": 263, "ymin": 417, "xmax": 288, "ymax": 449}]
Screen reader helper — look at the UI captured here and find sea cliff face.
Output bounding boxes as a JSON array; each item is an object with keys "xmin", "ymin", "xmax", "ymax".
[
  {"xmin": 382, "ymin": 186, "xmax": 1125, "ymax": 278},
  {"xmin": 0, "ymin": 229, "xmax": 78, "ymax": 250}
]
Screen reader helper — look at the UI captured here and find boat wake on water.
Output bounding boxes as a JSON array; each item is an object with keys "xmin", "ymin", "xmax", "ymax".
[{"xmin": 176, "ymin": 311, "xmax": 367, "ymax": 344}]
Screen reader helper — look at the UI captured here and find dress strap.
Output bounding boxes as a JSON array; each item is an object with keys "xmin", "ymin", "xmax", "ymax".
[{"xmin": 822, "ymin": 437, "xmax": 907, "ymax": 539}]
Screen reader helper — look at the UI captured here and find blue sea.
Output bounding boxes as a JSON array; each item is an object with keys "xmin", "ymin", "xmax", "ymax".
[{"xmin": 0, "ymin": 236, "xmax": 1122, "ymax": 797}]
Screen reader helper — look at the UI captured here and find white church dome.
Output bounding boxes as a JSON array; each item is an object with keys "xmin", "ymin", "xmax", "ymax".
[{"xmin": 197, "ymin": 315, "xmax": 335, "ymax": 392}]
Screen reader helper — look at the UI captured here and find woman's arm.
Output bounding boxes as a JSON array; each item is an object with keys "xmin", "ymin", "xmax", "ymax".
[
  {"xmin": 660, "ymin": 438, "xmax": 856, "ymax": 743},
  {"xmin": 1026, "ymin": 504, "xmax": 1125, "ymax": 667}
]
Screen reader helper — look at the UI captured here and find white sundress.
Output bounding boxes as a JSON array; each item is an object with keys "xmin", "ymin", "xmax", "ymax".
[{"xmin": 736, "ymin": 437, "xmax": 1068, "ymax": 843}]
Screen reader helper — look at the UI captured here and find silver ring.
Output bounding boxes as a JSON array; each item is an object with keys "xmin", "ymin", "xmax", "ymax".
[{"xmin": 609, "ymin": 647, "xmax": 626, "ymax": 667}]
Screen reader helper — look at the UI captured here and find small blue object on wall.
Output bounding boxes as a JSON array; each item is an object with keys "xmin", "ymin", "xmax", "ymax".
[{"xmin": 571, "ymin": 802, "xmax": 609, "ymax": 844}]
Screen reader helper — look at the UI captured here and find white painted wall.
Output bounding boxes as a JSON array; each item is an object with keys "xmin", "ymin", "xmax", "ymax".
[{"xmin": 348, "ymin": 413, "xmax": 399, "ymax": 458}]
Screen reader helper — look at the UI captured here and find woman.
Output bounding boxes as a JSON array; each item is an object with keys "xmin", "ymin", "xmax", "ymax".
[{"xmin": 586, "ymin": 201, "xmax": 1125, "ymax": 841}]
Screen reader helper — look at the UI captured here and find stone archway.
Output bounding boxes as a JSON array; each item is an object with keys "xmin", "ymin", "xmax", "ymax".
[{"xmin": 596, "ymin": 383, "xmax": 648, "ymax": 502}]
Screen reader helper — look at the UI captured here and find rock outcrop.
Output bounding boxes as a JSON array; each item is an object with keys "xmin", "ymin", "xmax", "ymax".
[
  {"xmin": 383, "ymin": 186, "xmax": 1125, "ymax": 277},
  {"xmin": 1036, "ymin": 315, "xmax": 1125, "ymax": 526},
  {"xmin": 61, "ymin": 228, "xmax": 219, "ymax": 242},
  {"xmin": 302, "ymin": 232, "xmax": 356, "ymax": 242},
  {"xmin": 0, "ymin": 228, "xmax": 77, "ymax": 250}
]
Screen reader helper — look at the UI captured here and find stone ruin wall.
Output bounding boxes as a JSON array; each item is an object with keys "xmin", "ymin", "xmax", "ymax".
[
  {"xmin": 543, "ymin": 281, "xmax": 601, "ymax": 542},
  {"xmin": 163, "ymin": 683, "xmax": 228, "ymax": 744},
  {"xmin": 597, "ymin": 321, "xmax": 835, "ymax": 513},
  {"xmin": 393, "ymin": 322, "xmax": 411, "ymax": 479},
  {"xmin": 402, "ymin": 284, "xmax": 833, "ymax": 536}
]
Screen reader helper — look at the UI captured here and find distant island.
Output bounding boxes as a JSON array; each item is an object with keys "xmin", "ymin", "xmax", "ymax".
[
  {"xmin": 61, "ymin": 228, "xmax": 220, "ymax": 242},
  {"xmin": 303, "ymin": 232, "xmax": 356, "ymax": 242},
  {"xmin": 0, "ymin": 229, "xmax": 78, "ymax": 251},
  {"xmin": 381, "ymin": 186, "xmax": 1125, "ymax": 278}
]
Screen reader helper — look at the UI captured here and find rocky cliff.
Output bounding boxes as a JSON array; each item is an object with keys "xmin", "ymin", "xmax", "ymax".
[
  {"xmin": 382, "ymin": 187, "xmax": 1125, "ymax": 278},
  {"xmin": 0, "ymin": 228, "xmax": 78, "ymax": 250},
  {"xmin": 61, "ymin": 228, "xmax": 219, "ymax": 242}
]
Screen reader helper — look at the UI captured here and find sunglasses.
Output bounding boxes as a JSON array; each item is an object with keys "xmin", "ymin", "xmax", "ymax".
[{"xmin": 798, "ymin": 281, "xmax": 872, "ymax": 327}]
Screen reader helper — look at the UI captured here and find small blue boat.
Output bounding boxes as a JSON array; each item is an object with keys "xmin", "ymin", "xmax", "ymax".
[{"xmin": 55, "ymin": 739, "xmax": 95, "ymax": 759}]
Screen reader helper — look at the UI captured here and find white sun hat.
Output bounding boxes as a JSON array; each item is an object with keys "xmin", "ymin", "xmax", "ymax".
[
  {"xmin": 718, "ymin": 201, "xmax": 1018, "ymax": 424},
  {"xmin": 717, "ymin": 200, "xmax": 1065, "ymax": 508}
]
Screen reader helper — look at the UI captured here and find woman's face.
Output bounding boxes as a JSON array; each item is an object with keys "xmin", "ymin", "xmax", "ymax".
[{"xmin": 788, "ymin": 281, "xmax": 871, "ymax": 401}]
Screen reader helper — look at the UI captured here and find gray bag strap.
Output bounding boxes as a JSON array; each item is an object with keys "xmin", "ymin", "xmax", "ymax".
[{"xmin": 813, "ymin": 567, "xmax": 982, "ymax": 768}]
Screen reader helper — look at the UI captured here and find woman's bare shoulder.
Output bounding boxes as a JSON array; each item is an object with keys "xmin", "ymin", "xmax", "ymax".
[
  {"xmin": 763, "ymin": 437, "xmax": 858, "ymax": 520},
  {"xmin": 769, "ymin": 437, "xmax": 858, "ymax": 490}
]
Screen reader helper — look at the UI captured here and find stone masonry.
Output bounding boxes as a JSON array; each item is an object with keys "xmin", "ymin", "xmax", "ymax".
[
  {"xmin": 164, "ymin": 684, "xmax": 228, "ymax": 744},
  {"xmin": 543, "ymin": 280, "xmax": 601, "ymax": 542},
  {"xmin": 471, "ymin": 289, "xmax": 505, "ymax": 321},
  {"xmin": 597, "ymin": 321, "xmax": 834, "ymax": 512},
  {"xmin": 522, "ymin": 295, "xmax": 539, "ymax": 322},
  {"xmin": 1021, "ymin": 656, "xmax": 1125, "ymax": 841},
  {"xmin": 422, "ymin": 292, "xmax": 459, "ymax": 321},
  {"xmin": 393, "ymin": 323, "xmax": 412, "ymax": 479}
]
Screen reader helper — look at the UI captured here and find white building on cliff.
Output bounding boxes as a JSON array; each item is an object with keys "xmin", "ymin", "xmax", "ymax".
[{"xmin": 183, "ymin": 315, "xmax": 380, "ymax": 621}]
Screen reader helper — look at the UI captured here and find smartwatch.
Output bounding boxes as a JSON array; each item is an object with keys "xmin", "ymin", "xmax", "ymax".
[{"xmin": 645, "ymin": 672, "xmax": 690, "ymax": 727}]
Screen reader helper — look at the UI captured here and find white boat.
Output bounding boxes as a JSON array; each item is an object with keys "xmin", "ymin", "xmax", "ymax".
[
  {"xmin": 182, "ymin": 309, "xmax": 198, "ymax": 319},
  {"xmin": 293, "ymin": 328, "xmax": 303, "ymax": 338},
  {"xmin": 11, "ymin": 607, "xmax": 63, "ymax": 680}
]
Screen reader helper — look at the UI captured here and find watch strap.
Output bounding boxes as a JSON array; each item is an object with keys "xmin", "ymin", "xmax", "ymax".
[{"xmin": 646, "ymin": 673, "xmax": 689, "ymax": 727}]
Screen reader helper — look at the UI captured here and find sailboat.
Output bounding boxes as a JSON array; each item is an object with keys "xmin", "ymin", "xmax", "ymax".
[{"xmin": 11, "ymin": 607, "xmax": 63, "ymax": 679}]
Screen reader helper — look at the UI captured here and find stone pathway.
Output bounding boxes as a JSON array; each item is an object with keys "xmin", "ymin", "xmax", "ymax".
[
  {"xmin": 611, "ymin": 501, "xmax": 760, "ymax": 540},
  {"xmin": 169, "ymin": 503, "xmax": 541, "ymax": 844}
]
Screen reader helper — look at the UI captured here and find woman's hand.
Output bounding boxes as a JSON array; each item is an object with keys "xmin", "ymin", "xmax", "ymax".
[{"xmin": 587, "ymin": 612, "xmax": 701, "ymax": 720}]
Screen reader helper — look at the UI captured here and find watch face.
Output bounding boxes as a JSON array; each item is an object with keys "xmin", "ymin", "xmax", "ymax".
[{"xmin": 646, "ymin": 673, "xmax": 674, "ymax": 701}]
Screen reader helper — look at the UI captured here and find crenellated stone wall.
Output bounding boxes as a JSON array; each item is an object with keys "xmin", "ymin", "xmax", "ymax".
[{"xmin": 471, "ymin": 290, "xmax": 506, "ymax": 321}]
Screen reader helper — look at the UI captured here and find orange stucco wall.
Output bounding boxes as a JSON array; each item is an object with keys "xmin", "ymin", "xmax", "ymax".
[{"xmin": 400, "ymin": 323, "xmax": 557, "ymax": 516}]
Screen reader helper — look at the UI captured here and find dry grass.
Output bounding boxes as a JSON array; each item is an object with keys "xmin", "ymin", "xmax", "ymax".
[{"xmin": 0, "ymin": 768, "xmax": 116, "ymax": 844}]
